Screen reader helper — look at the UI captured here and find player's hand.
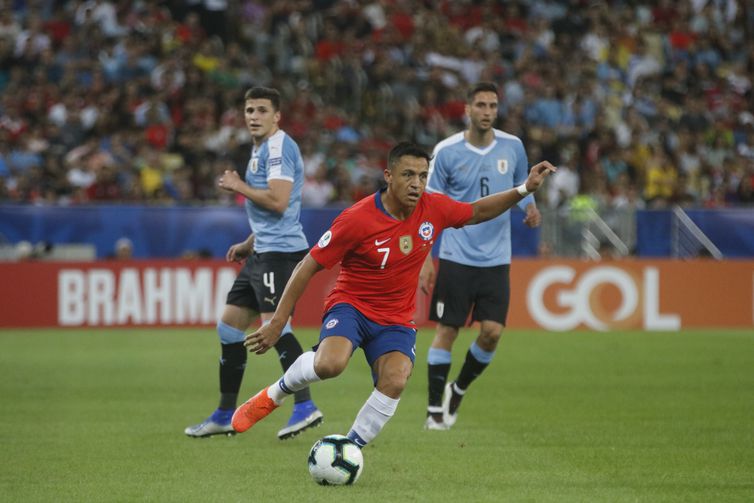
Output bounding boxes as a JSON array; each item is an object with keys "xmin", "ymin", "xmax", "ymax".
[
  {"xmin": 523, "ymin": 204, "xmax": 541, "ymax": 228},
  {"xmin": 244, "ymin": 323, "xmax": 282, "ymax": 355},
  {"xmin": 226, "ymin": 241, "xmax": 252, "ymax": 263},
  {"xmin": 524, "ymin": 161, "xmax": 557, "ymax": 193},
  {"xmin": 218, "ymin": 170, "xmax": 242, "ymax": 192},
  {"xmin": 419, "ymin": 256, "xmax": 436, "ymax": 295}
]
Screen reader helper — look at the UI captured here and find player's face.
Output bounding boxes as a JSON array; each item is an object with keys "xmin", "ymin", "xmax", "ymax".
[
  {"xmin": 466, "ymin": 91, "xmax": 498, "ymax": 132},
  {"xmin": 244, "ymin": 98, "xmax": 280, "ymax": 142},
  {"xmin": 385, "ymin": 155, "xmax": 429, "ymax": 209}
]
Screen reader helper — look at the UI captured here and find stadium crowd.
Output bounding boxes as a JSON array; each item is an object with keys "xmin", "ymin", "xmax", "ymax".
[{"xmin": 1, "ymin": 0, "xmax": 753, "ymax": 210}]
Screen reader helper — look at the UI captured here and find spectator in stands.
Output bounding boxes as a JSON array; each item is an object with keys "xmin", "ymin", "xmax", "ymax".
[
  {"xmin": 0, "ymin": 0, "xmax": 750, "ymax": 210},
  {"xmin": 114, "ymin": 237, "xmax": 133, "ymax": 259},
  {"xmin": 644, "ymin": 146, "xmax": 678, "ymax": 207},
  {"xmin": 14, "ymin": 240, "xmax": 33, "ymax": 261}
]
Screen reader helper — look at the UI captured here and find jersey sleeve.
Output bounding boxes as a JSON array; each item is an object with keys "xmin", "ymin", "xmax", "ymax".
[
  {"xmin": 432, "ymin": 193, "xmax": 474, "ymax": 229},
  {"xmin": 426, "ymin": 147, "xmax": 449, "ymax": 194},
  {"xmin": 267, "ymin": 135, "xmax": 295, "ymax": 182},
  {"xmin": 309, "ymin": 209, "xmax": 362, "ymax": 269},
  {"xmin": 513, "ymin": 139, "xmax": 535, "ymax": 209}
]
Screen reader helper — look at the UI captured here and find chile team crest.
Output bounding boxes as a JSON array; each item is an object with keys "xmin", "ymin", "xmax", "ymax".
[{"xmin": 418, "ymin": 221, "xmax": 434, "ymax": 241}]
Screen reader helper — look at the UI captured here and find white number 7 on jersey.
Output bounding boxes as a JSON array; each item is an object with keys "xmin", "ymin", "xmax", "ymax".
[{"xmin": 377, "ymin": 247, "xmax": 390, "ymax": 269}]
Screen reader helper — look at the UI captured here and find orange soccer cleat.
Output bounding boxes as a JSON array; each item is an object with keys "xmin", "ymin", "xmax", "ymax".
[{"xmin": 232, "ymin": 386, "xmax": 279, "ymax": 433}]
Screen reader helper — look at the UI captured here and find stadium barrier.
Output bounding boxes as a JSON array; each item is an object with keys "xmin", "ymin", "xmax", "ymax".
[
  {"xmin": 1, "ymin": 259, "xmax": 751, "ymax": 330},
  {"xmin": 4, "ymin": 205, "xmax": 754, "ymax": 259}
]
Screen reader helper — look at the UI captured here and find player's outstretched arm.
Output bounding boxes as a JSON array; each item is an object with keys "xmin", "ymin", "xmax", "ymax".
[
  {"xmin": 467, "ymin": 161, "xmax": 556, "ymax": 225},
  {"xmin": 244, "ymin": 253, "xmax": 324, "ymax": 354}
]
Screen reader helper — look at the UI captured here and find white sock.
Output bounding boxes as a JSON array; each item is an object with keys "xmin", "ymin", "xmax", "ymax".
[
  {"xmin": 347, "ymin": 389, "xmax": 400, "ymax": 447},
  {"xmin": 268, "ymin": 351, "xmax": 320, "ymax": 405}
]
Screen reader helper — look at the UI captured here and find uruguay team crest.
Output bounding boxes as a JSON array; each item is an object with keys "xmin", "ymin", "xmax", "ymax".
[
  {"xmin": 436, "ymin": 301, "xmax": 445, "ymax": 319},
  {"xmin": 497, "ymin": 159, "xmax": 508, "ymax": 174},
  {"xmin": 399, "ymin": 235, "xmax": 413, "ymax": 255},
  {"xmin": 250, "ymin": 158, "xmax": 259, "ymax": 174},
  {"xmin": 418, "ymin": 221, "xmax": 434, "ymax": 241}
]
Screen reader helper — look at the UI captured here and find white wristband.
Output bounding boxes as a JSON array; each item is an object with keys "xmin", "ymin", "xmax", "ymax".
[{"xmin": 516, "ymin": 184, "xmax": 530, "ymax": 197}]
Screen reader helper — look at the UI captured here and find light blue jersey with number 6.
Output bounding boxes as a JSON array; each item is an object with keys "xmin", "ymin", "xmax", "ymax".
[{"xmin": 426, "ymin": 129, "xmax": 535, "ymax": 267}]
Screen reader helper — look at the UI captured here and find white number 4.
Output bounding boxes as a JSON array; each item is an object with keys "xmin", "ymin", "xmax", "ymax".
[
  {"xmin": 377, "ymin": 247, "xmax": 390, "ymax": 269},
  {"xmin": 263, "ymin": 272, "xmax": 275, "ymax": 294}
]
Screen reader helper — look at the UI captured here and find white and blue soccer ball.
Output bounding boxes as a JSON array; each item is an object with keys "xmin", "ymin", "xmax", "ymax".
[{"xmin": 307, "ymin": 434, "xmax": 364, "ymax": 485}]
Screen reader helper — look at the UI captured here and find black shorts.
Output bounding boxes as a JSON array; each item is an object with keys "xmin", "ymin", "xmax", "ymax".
[
  {"xmin": 429, "ymin": 259, "xmax": 510, "ymax": 327},
  {"xmin": 226, "ymin": 250, "xmax": 307, "ymax": 314}
]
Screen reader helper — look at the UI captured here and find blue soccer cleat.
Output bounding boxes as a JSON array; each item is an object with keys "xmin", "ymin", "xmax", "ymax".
[
  {"xmin": 277, "ymin": 400, "xmax": 323, "ymax": 440},
  {"xmin": 184, "ymin": 408, "xmax": 235, "ymax": 438}
]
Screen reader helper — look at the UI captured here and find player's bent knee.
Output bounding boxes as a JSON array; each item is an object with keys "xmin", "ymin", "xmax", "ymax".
[
  {"xmin": 313, "ymin": 358, "xmax": 347, "ymax": 380},
  {"xmin": 478, "ymin": 331, "xmax": 501, "ymax": 348},
  {"xmin": 376, "ymin": 376, "xmax": 408, "ymax": 398},
  {"xmin": 375, "ymin": 365, "xmax": 411, "ymax": 397},
  {"xmin": 478, "ymin": 323, "xmax": 503, "ymax": 349},
  {"xmin": 217, "ymin": 320, "xmax": 246, "ymax": 344},
  {"xmin": 435, "ymin": 324, "xmax": 460, "ymax": 345}
]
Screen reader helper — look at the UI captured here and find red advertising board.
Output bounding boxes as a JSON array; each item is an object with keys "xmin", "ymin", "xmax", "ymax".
[{"xmin": 1, "ymin": 259, "xmax": 752, "ymax": 330}]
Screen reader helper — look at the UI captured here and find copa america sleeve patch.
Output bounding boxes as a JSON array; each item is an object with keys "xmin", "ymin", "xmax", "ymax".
[{"xmin": 318, "ymin": 230, "xmax": 332, "ymax": 248}]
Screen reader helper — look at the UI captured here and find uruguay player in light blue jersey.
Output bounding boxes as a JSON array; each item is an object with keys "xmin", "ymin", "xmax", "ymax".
[
  {"xmin": 185, "ymin": 87, "xmax": 322, "ymax": 439},
  {"xmin": 421, "ymin": 82, "xmax": 542, "ymax": 430}
]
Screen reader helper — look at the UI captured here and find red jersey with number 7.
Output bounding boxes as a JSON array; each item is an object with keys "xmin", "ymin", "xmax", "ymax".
[{"xmin": 309, "ymin": 190, "xmax": 473, "ymax": 327}]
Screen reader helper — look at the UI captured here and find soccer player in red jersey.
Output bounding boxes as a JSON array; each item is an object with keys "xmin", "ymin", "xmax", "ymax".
[{"xmin": 231, "ymin": 141, "xmax": 555, "ymax": 447}]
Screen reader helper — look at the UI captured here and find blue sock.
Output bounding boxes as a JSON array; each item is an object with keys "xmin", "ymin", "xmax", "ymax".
[
  {"xmin": 293, "ymin": 399, "xmax": 315, "ymax": 411},
  {"xmin": 469, "ymin": 341, "xmax": 495, "ymax": 364},
  {"xmin": 210, "ymin": 408, "xmax": 234, "ymax": 424},
  {"xmin": 427, "ymin": 347, "xmax": 452, "ymax": 365}
]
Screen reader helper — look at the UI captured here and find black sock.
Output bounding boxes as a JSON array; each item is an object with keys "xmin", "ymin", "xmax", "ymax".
[
  {"xmin": 219, "ymin": 342, "xmax": 247, "ymax": 410},
  {"xmin": 275, "ymin": 332, "xmax": 311, "ymax": 404},
  {"xmin": 455, "ymin": 350, "xmax": 489, "ymax": 391},
  {"xmin": 427, "ymin": 363, "xmax": 451, "ymax": 408}
]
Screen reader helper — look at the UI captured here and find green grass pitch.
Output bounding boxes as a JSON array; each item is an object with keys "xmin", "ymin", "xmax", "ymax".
[{"xmin": 1, "ymin": 328, "xmax": 753, "ymax": 502}]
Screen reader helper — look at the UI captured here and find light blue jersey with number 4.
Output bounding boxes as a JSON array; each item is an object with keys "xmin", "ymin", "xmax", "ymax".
[
  {"xmin": 426, "ymin": 129, "xmax": 535, "ymax": 267},
  {"xmin": 244, "ymin": 129, "xmax": 308, "ymax": 253}
]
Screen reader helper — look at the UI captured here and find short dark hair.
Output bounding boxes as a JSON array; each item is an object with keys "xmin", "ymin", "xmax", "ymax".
[
  {"xmin": 388, "ymin": 141, "xmax": 431, "ymax": 169},
  {"xmin": 244, "ymin": 86, "xmax": 281, "ymax": 111},
  {"xmin": 467, "ymin": 82, "xmax": 498, "ymax": 103}
]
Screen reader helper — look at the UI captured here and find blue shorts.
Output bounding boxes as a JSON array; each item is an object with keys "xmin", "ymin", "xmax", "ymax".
[{"xmin": 319, "ymin": 303, "xmax": 417, "ymax": 368}]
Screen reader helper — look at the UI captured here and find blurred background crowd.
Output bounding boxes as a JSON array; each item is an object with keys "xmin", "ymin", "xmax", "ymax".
[{"xmin": 1, "ymin": 0, "xmax": 753, "ymax": 211}]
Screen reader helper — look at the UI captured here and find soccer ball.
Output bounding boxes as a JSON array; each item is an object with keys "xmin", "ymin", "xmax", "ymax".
[{"xmin": 307, "ymin": 434, "xmax": 364, "ymax": 485}]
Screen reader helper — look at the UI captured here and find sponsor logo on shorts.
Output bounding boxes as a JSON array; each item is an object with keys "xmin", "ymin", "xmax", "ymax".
[
  {"xmin": 318, "ymin": 230, "xmax": 332, "ymax": 248},
  {"xmin": 325, "ymin": 318, "xmax": 338, "ymax": 329}
]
